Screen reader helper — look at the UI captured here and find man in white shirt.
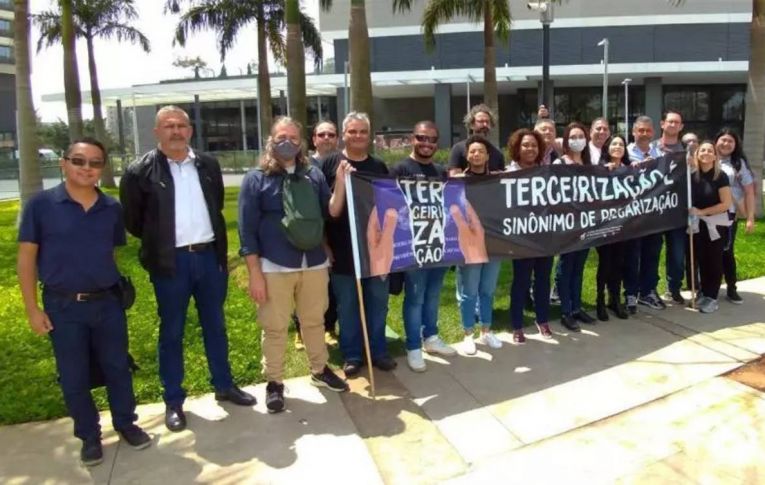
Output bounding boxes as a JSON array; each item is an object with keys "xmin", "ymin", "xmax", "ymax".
[{"xmin": 120, "ymin": 106, "xmax": 255, "ymax": 433}]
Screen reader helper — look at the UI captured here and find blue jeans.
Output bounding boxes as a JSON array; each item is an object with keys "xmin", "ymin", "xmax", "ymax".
[
  {"xmin": 332, "ymin": 273, "xmax": 390, "ymax": 363},
  {"xmin": 623, "ymin": 233, "xmax": 663, "ymax": 297},
  {"xmin": 555, "ymin": 249, "xmax": 589, "ymax": 315},
  {"xmin": 151, "ymin": 248, "xmax": 233, "ymax": 407},
  {"xmin": 511, "ymin": 257, "xmax": 554, "ymax": 329},
  {"xmin": 456, "ymin": 262, "xmax": 501, "ymax": 331},
  {"xmin": 44, "ymin": 292, "xmax": 137, "ymax": 441},
  {"xmin": 665, "ymin": 227, "xmax": 687, "ymax": 293},
  {"xmin": 403, "ymin": 267, "xmax": 448, "ymax": 350}
]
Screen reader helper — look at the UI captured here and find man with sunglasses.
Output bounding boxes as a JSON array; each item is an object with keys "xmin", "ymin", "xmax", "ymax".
[
  {"xmin": 120, "ymin": 106, "xmax": 255, "ymax": 433},
  {"xmin": 18, "ymin": 138, "xmax": 151, "ymax": 466},
  {"xmin": 391, "ymin": 121, "xmax": 456, "ymax": 372},
  {"xmin": 311, "ymin": 121, "xmax": 339, "ymax": 166}
]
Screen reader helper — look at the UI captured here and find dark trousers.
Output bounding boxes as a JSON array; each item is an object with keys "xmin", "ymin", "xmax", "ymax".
[
  {"xmin": 623, "ymin": 233, "xmax": 663, "ymax": 297},
  {"xmin": 294, "ymin": 280, "xmax": 337, "ymax": 333},
  {"xmin": 44, "ymin": 292, "xmax": 137, "ymax": 441},
  {"xmin": 722, "ymin": 215, "xmax": 738, "ymax": 293},
  {"xmin": 596, "ymin": 242, "xmax": 625, "ymax": 301},
  {"xmin": 151, "ymin": 248, "xmax": 233, "ymax": 407},
  {"xmin": 555, "ymin": 248, "xmax": 590, "ymax": 315},
  {"xmin": 694, "ymin": 222, "xmax": 728, "ymax": 299},
  {"xmin": 665, "ymin": 227, "xmax": 687, "ymax": 294},
  {"xmin": 511, "ymin": 257, "xmax": 553, "ymax": 329}
]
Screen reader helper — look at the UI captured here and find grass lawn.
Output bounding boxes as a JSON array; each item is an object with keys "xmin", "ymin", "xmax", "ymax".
[{"xmin": 2, "ymin": 187, "xmax": 765, "ymax": 425}]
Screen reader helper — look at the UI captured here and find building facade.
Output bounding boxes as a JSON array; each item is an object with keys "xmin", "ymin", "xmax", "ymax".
[{"xmin": 0, "ymin": 0, "xmax": 15, "ymax": 153}]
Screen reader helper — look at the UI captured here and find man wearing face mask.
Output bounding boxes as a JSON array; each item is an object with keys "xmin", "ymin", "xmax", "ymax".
[
  {"xmin": 120, "ymin": 106, "xmax": 255, "ymax": 432},
  {"xmin": 588, "ymin": 118, "xmax": 610, "ymax": 165},
  {"xmin": 448, "ymin": 104, "xmax": 505, "ymax": 176},
  {"xmin": 239, "ymin": 117, "xmax": 349, "ymax": 413}
]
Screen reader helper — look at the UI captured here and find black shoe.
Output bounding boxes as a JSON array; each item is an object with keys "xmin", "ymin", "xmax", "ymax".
[
  {"xmin": 342, "ymin": 360, "xmax": 364, "ymax": 378},
  {"xmin": 164, "ymin": 406, "xmax": 186, "ymax": 432},
  {"xmin": 667, "ymin": 290, "xmax": 685, "ymax": 304},
  {"xmin": 727, "ymin": 289, "xmax": 743, "ymax": 305},
  {"xmin": 80, "ymin": 438, "xmax": 103, "ymax": 467},
  {"xmin": 311, "ymin": 366, "xmax": 349, "ymax": 392},
  {"xmin": 117, "ymin": 424, "xmax": 152, "ymax": 450},
  {"xmin": 265, "ymin": 381, "xmax": 285, "ymax": 414},
  {"xmin": 609, "ymin": 301, "xmax": 629, "ymax": 319},
  {"xmin": 574, "ymin": 310, "xmax": 596, "ymax": 324},
  {"xmin": 215, "ymin": 386, "xmax": 256, "ymax": 406},
  {"xmin": 560, "ymin": 314, "xmax": 581, "ymax": 332},
  {"xmin": 596, "ymin": 302, "xmax": 609, "ymax": 321},
  {"xmin": 373, "ymin": 355, "xmax": 397, "ymax": 371}
]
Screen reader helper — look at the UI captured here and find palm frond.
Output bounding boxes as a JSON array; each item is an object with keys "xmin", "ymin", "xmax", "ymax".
[
  {"xmin": 95, "ymin": 23, "xmax": 151, "ymax": 52},
  {"xmin": 299, "ymin": 9, "xmax": 323, "ymax": 69},
  {"xmin": 392, "ymin": 0, "xmax": 416, "ymax": 14},
  {"xmin": 33, "ymin": 10, "xmax": 63, "ymax": 53}
]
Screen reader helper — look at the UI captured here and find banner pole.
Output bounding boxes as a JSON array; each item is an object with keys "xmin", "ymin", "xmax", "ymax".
[
  {"xmin": 344, "ymin": 171, "xmax": 376, "ymax": 400},
  {"xmin": 686, "ymin": 157, "xmax": 697, "ymax": 309}
]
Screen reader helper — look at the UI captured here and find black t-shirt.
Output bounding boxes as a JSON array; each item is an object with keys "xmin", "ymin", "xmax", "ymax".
[
  {"xmin": 322, "ymin": 151, "xmax": 389, "ymax": 275},
  {"xmin": 390, "ymin": 157, "xmax": 446, "ymax": 178},
  {"xmin": 448, "ymin": 139, "xmax": 505, "ymax": 172},
  {"xmin": 692, "ymin": 168, "xmax": 730, "ymax": 210}
]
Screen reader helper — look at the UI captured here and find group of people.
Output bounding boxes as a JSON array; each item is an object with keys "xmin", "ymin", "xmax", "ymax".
[{"xmin": 17, "ymin": 102, "xmax": 755, "ymax": 467}]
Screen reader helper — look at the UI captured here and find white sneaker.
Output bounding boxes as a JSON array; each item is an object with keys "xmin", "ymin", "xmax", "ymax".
[
  {"xmin": 462, "ymin": 335, "xmax": 477, "ymax": 355},
  {"xmin": 423, "ymin": 335, "xmax": 457, "ymax": 357},
  {"xmin": 477, "ymin": 331, "xmax": 502, "ymax": 349},
  {"xmin": 698, "ymin": 297, "xmax": 719, "ymax": 314},
  {"xmin": 406, "ymin": 349, "xmax": 427, "ymax": 372}
]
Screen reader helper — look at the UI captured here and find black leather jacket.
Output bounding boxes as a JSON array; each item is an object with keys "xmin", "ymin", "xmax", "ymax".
[{"xmin": 119, "ymin": 148, "xmax": 228, "ymax": 276}]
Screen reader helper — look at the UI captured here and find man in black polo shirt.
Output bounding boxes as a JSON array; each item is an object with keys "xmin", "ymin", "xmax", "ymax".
[
  {"xmin": 447, "ymin": 104, "xmax": 505, "ymax": 175},
  {"xmin": 17, "ymin": 138, "xmax": 151, "ymax": 466}
]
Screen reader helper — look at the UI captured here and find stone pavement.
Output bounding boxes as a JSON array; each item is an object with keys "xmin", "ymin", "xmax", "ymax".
[{"xmin": 2, "ymin": 278, "xmax": 765, "ymax": 484}]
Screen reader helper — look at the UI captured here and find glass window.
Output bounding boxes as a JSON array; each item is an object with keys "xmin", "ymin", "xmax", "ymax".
[{"xmin": 0, "ymin": 45, "xmax": 11, "ymax": 58}]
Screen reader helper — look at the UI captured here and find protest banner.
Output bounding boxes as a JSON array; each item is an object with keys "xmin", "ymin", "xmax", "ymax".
[{"xmin": 345, "ymin": 153, "xmax": 687, "ymax": 279}]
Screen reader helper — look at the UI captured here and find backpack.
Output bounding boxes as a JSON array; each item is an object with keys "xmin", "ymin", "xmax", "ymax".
[{"xmin": 280, "ymin": 165, "xmax": 325, "ymax": 250}]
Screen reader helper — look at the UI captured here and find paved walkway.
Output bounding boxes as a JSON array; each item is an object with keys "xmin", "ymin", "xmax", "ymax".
[{"xmin": 3, "ymin": 278, "xmax": 765, "ymax": 484}]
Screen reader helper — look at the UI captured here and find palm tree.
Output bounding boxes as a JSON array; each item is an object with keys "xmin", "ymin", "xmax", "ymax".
[
  {"xmin": 14, "ymin": 0, "xmax": 43, "ymax": 207},
  {"xmin": 393, "ymin": 0, "xmax": 510, "ymax": 146},
  {"xmin": 60, "ymin": 0, "xmax": 84, "ymax": 140},
  {"xmin": 35, "ymin": 0, "xmax": 151, "ymax": 188},
  {"xmin": 320, "ymin": 0, "xmax": 374, "ymax": 140},
  {"xmin": 168, "ymin": 0, "xmax": 322, "ymax": 150}
]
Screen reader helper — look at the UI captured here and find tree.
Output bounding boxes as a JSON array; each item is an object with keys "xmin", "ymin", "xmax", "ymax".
[
  {"xmin": 172, "ymin": 55, "xmax": 212, "ymax": 78},
  {"xmin": 320, "ymin": 0, "xmax": 374, "ymax": 143},
  {"xmin": 15, "ymin": 0, "xmax": 43, "ymax": 208},
  {"xmin": 286, "ymin": 0, "xmax": 305, "ymax": 130},
  {"xmin": 393, "ymin": 0, "xmax": 511, "ymax": 146},
  {"xmin": 60, "ymin": 0, "xmax": 84, "ymax": 140},
  {"xmin": 167, "ymin": 0, "xmax": 322, "ymax": 150},
  {"xmin": 35, "ymin": 0, "xmax": 151, "ymax": 188}
]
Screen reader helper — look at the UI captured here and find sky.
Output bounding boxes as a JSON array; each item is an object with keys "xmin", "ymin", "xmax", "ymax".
[{"xmin": 28, "ymin": 0, "xmax": 328, "ymax": 122}]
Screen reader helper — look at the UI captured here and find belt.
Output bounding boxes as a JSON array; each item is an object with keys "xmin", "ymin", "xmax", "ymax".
[
  {"xmin": 176, "ymin": 242, "xmax": 213, "ymax": 252},
  {"xmin": 44, "ymin": 284, "xmax": 119, "ymax": 302}
]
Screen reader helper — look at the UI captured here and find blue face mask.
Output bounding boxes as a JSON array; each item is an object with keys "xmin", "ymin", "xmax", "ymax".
[{"xmin": 274, "ymin": 140, "xmax": 301, "ymax": 161}]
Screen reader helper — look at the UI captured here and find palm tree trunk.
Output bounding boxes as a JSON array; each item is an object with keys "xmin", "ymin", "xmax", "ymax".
[
  {"xmin": 86, "ymin": 35, "xmax": 115, "ymax": 188},
  {"xmin": 60, "ymin": 0, "xmax": 84, "ymax": 140},
  {"xmin": 349, "ymin": 0, "xmax": 374, "ymax": 148},
  {"xmin": 286, "ymin": 0, "xmax": 307, "ymax": 134},
  {"xmin": 256, "ymin": 4, "xmax": 273, "ymax": 161},
  {"xmin": 483, "ymin": 6, "xmax": 499, "ymax": 147},
  {"xmin": 14, "ymin": 0, "xmax": 43, "ymax": 208},
  {"xmin": 743, "ymin": 0, "xmax": 765, "ymax": 216}
]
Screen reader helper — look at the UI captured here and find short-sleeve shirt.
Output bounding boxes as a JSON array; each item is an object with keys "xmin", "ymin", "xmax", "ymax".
[
  {"xmin": 720, "ymin": 157, "xmax": 754, "ymax": 212},
  {"xmin": 322, "ymin": 152, "xmax": 389, "ymax": 276},
  {"xmin": 390, "ymin": 157, "xmax": 446, "ymax": 178},
  {"xmin": 18, "ymin": 183, "xmax": 126, "ymax": 292},
  {"xmin": 692, "ymin": 169, "xmax": 730, "ymax": 211},
  {"xmin": 448, "ymin": 139, "xmax": 505, "ymax": 172}
]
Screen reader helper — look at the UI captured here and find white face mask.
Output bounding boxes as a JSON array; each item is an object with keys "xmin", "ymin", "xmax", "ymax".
[{"xmin": 568, "ymin": 138, "xmax": 586, "ymax": 153}]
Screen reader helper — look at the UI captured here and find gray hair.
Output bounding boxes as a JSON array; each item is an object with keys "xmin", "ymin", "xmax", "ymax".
[
  {"xmin": 462, "ymin": 104, "xmax": 496, "ymax": 130},
  {"xmin": 155, "ymin": 105, "xmax": 191, "ymax": 126},
  {"xmin": 313, "ymin": 120, "xmax": 337, "ymax": 136},
  {"xmin": 342, "ymin": 111, "xmax": 371, "ymax": 132},
  {"xmin": 534, "ymin": 118, "xmax": 555, "ymax": 130},
  {"xmin": 634, "ymin": 115, "xmax": 653, "ymax": 126}
]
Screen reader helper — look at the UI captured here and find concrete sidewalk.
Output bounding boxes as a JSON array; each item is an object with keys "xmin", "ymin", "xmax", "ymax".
[{"xmin": 2, "ymin": 278, "xmax": 765, "ymax": 484}]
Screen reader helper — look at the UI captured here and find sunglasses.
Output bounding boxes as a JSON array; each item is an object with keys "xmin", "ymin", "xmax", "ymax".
[
  {"xmin": 414, "ymin": 134, "xmax": 438, "ymax": 144},
  {"xmin": 65, "ymin": 156, "xmax": 106, "ymax": 169},
  {"xmin": 316, "ymin": 132, "xmax": 337, "ymax": 139}
]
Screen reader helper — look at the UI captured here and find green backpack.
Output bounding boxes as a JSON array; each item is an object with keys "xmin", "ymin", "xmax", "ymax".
[{"xmin": 280, "ymin": 166, "xmax": 325, "ymax": 250}]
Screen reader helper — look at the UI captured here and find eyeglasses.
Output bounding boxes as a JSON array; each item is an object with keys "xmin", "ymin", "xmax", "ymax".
[
  {"xmin": 316, "ymin": 132, "xmax": 337, "ymax": 139},
  {"xmin": 65, "ymin": 157, "xmax": 106, "ymax": 169},
  {"xmin": 414, "ymin": 134, "xmax": 438, "ymax": 144}
]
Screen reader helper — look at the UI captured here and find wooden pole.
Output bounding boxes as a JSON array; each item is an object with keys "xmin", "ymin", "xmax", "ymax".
[{"xmin": 355, "ymin": 278, "xmax": 376, "ymax": 400}]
